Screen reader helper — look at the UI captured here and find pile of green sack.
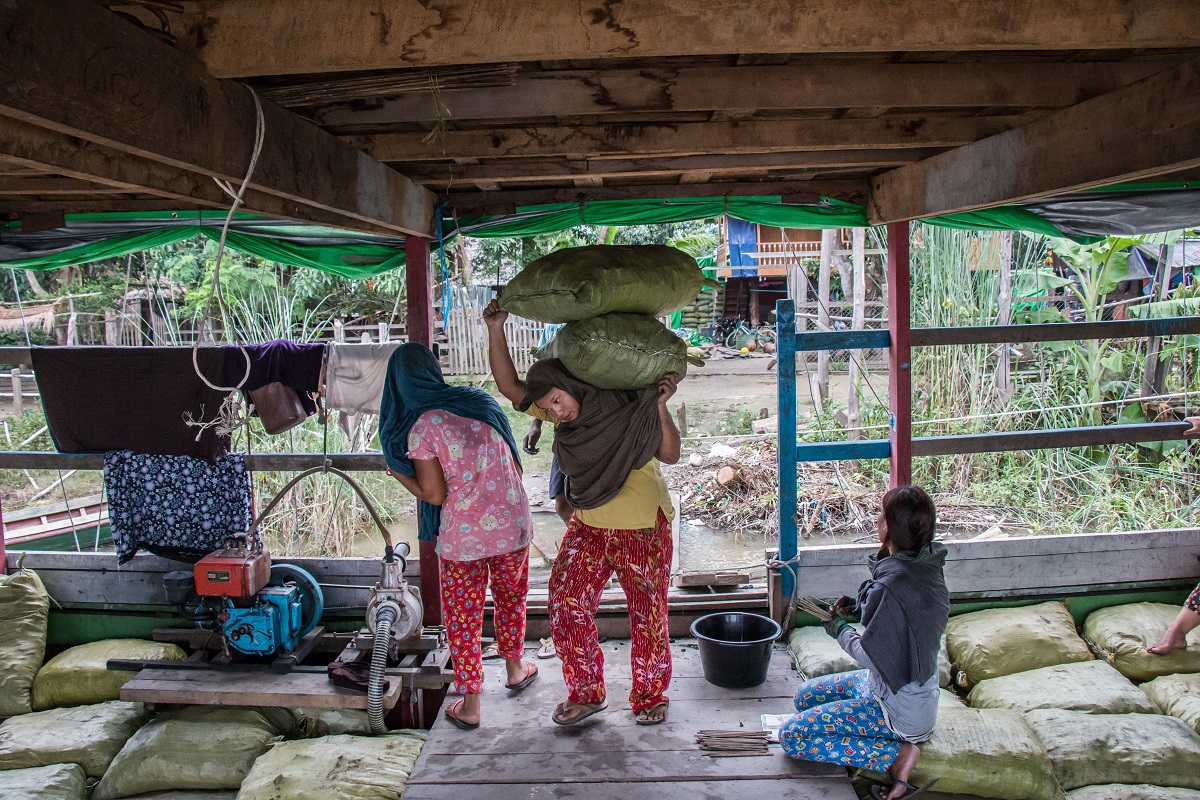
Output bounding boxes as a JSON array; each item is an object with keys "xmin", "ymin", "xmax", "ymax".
[{"xmin": 499, "ymin": 245, "xmax": 716, "ymax": 390}]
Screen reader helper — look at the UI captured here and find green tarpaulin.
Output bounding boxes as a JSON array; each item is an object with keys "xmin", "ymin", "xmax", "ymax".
[{"xmin": 2, "ymin": 184, "xmax": 1197, "ymax": 277}]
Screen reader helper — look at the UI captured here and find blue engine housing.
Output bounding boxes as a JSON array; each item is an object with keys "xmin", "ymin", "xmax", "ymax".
[{"xmin": 223, "ymin": 584, "xmax": 303, "ymax": 656}]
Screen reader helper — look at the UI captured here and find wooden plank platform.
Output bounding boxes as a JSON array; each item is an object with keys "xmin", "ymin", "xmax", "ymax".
[
  {"xmin": 402, "ymin": 639, "xmax": 856, "ymax": 800},
  {"xmin": 120, "ymin": 666, "xmax": 405, "ymax": 710}
]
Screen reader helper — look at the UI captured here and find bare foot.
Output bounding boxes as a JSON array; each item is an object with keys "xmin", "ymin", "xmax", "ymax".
[
  {"xmin": 886, "ymin": 742, "xmax": 922, "ymax": 799},
  {"xmin": 1148, "ymin": 632, "xmax": 1188, "ymax": 655}
]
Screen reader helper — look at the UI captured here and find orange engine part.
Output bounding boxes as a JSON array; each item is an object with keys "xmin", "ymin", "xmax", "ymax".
[{"xmin": 194, "ymin": 545, "xmax": 271, "ymax": 597}]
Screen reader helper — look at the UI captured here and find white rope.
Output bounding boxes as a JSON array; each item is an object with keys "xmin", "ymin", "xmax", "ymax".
[{"xmin": 191, "ymin": 83, "xmax": 265, "ymax": 393}]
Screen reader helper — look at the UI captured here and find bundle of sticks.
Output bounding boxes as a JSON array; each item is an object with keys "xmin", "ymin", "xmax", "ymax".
[
  {"xmin": 695, "ymin": 729, "xmax": 770, "ymax": 757},
  {"xmin": 796, "ymin": 597, "xmax": 834, "ymax": 622}
]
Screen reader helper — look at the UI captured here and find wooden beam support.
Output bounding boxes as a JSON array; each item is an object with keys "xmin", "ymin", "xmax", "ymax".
[
  {"xmin": 357, "ymin": 117, "xmax": 1029, "ymax": 163},
  {"xmin": 441, "ymin": 180, "xmax": 869, "ymax": 214},
  {"xmin": 398, "ymin": 149, "xmax": 947, "ymax": 185},
  {"xmin": 887, "ymin": 221, "xmax": 913, "ymax": 488},
  {"xmin": 911, "ymin": 316, "xmax": 1200, "ymax": 347},
  {"xmin": 317, "ymin": 62, "xmax": 1169, "ymax": 130},
  {"xmin": 0, "ymin": 0, "xmax": 435, "ymax": 237},
  {"xmin": 0, "ymin": 118, "xmax": 407, "ymax": 236},
  {"xmin": 869, "ymin": 57, "xmax": 1200, "ymax": 224},
  {"xmin": 169, "ymin": 0, "xmax": 1200, "ymax": 78}
]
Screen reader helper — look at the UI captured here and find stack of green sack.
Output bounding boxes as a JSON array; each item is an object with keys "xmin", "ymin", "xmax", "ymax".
[
  {"xmin": 677, "ymin": 284, "xmax": 719, "ymax": 330},
  {"xmin": 924, "ymin": 599, "xmax": 1200, "ymax": 800},
  {"xmin": 499, "ymin": 245, "xmax": 715, "ymax": 390}
]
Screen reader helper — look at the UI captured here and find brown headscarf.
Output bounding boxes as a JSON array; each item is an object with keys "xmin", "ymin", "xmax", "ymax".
[{"xmin": 520, "ymin": 359, "xmax": 661, "ymax": 510}]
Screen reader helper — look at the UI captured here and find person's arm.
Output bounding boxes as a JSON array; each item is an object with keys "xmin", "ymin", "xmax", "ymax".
[
  {"xmin": 524, "ymin": 418, "xmax": 544, "ymax": 455},
  {"xmin": 1186, "ymin": 415, "xmax": 1200, "ymax": 436},
  {"xmin": 387, "ymin": 459, "xmax": 447, "ymax": 506},
  {"xmin": 483, "ymin": 300, "xmax": 527, "ymax": 404},
  {"xmin": 655, "ymin": 372, "xmax": 682, "ymax": 465}
]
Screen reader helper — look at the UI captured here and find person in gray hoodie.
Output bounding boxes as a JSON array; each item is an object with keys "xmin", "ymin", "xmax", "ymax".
[{"xmin": 780, "ymin": 485, "xmax": 949, "ymax": 800}]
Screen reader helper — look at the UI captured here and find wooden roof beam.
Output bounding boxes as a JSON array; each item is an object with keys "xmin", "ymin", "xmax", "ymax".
[
  {"xmin": 0, "ymin": 0, "xmax": 436, "ymax": 237},
  {"xmin": 442, "ymin": 179, "xmax": 868, "ymax": 215},
  {"xmin": 868, "ymin": 57, "xmax": 1200, "ymax": 224},
  {"xmin": 397, "ymin": 149, "xmax": 948, "ymax": 185},
  {"xmin": 169, "ymin": 0, "xmax": 1200, "ymax": 78},
  {"xmin": 315, "ymin": 62, "xmax": 1170, "ymax": 130},
  {"xmin": 0, "ymin": 118, "xmax": 407, "ymax": 236},
  {"xmin": 357, "ymin": 117, "xmax": 1029, "ymax": 162}
]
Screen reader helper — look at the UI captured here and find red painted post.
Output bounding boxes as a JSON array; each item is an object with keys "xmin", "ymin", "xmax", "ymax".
[
  {"xmin": 404, "ymin": 234, "xmax": 441, "ymax": 625},
  {"xmin": 887, "ymin": 221, "xmax": 913, "ymax": 488}
]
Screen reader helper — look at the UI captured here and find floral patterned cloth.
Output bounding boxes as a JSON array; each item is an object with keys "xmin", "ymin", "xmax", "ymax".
[
  {"xmin": 780, "ymin": 669, "xmax": 904, "ymax": 772},
  {"xmin": 1186, "ymin": 582, "xmax": 1200, "ymax": 614},
  {"xmin": 440, "ymin": 546, "xmax": 530, "ymax": 694},
  {"xmin": 548, "ymin": 510, "xmax": 672, "ymax": 712},
  {"xmin": 104, "ymin": 451, "xmax": 253, "ymax": 564},
  {"xmin": 407, "ymin": 410, "xmax": 533, "ymax": 561}
]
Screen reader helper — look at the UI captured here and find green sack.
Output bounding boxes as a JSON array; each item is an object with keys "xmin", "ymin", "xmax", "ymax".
[
  {"xmin": 939, "ymin": 688, "xmax": 967, "ymax": 708},
  {"xmin": 92, "ymin": 706, "xmax": 294, "ymax": 800},
  {"xmin": 33, "ymin": 639, "xmax": 186, "ymax": 710},
  {"xmin": 1067, "ymin": 788, "xmax": 1200, "ymax": 800},
  {"xmin": 235, "ymin": 731, "xmax": 427, "ymax": 800},
  {"xmin": 967, "ymin": 660, "xmax": 1156, "ymax": 715},
  {"xmin": 290, "ymin": 707, "xmax": 372, "ymax": 737},
  {"xmin": 786, "ymin": 626, "xmax": 952, "ymax": 688},
  {"xmin": 0, "ymin": 569, "xmax": 50, "ymax": 719},
  {"xmin": 499, "ymin": 245, "xmax": 718, "ymax": 323},
  {"xmin": 1141, "ymin": 672, "xmax": 1200, "ymax": 734},
  {"xmin": 0, "ymin": 700, "xmax": 149, "ymax": 778},
  {"xmin": 537, "ymin": 313, "xmax": 703, "ymax": 390},
  {"xmin": 0, "ymin": 763, "xmax": 86, "ymax": 800},
  {"xmin": 946, "ymin": 601, "xmax": 1093, "ymax": 688},
  {"xmin": 1083, "ymin": 603, "xmax": 1200, "ymax": 683},
  {"xmin": 1024, "ymin": 709, "xmax": 1200, "ymax": 792},
  {"xmin": 908, "ymin": 706, "xmax": 1065, "ymax": 800}
]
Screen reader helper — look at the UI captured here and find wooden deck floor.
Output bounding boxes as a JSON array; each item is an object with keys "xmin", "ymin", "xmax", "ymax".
[{"xmin": 402, "ymin": 639, "xmax": 856, "ymax": 800}]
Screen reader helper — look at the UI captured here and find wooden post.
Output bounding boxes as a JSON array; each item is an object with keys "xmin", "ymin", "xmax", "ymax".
[
  {"xmin": 996, "ymin": 231, "xmax": 1014, "ymax": 403},
  {"xmin": 332, "ymin": 319, "xmax": 345, "ymax": 343},
  {"xmin": 1143, "ymin": 243, "xmax": 1177, "ymax": 398},
  {"xmin": 816, "ymin": 229, "xmax": 836, "ymax": 400},
  {"xmin": 405, "ymin": 235, "xmax": 441, "ymax": 625},
  {"xmin": 776, "ymin": 299, "xmax": 798, "ymax": 602},
  {"xmin": 378, "ymin": 322, "xmax": 389, "ymax": 343},
  {"xmin": 678, "ymin": 402, "xmax": 688, "ymax": 437},
  {"xmin": 887, "ymin": 222, "xmax": 913, "ymax": 488},
  {"xmin": 846, "ymin": 228, "xmax": 866, "ymax": 440},
  {"xmin": 10, "ymin": 368, "xmax": 22, "ymax": 416}
]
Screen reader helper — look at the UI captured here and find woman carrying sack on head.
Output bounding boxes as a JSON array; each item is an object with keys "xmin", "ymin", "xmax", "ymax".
[
  {"xmin": 484, "ymin": 301, "xmax": 681, "ymax": 726},
  {"xmin": 380, "ymin": 343, "xmax": 539, "ymax": 730},
  {"xmin": 781, "ymin": 485, "xmax": 949, "ymax": 800}
]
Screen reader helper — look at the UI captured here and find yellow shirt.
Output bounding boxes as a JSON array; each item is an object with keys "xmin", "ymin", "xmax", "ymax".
[{"xmin": 524, "ymin": 403, "xmax": 675, "ymax": 530}]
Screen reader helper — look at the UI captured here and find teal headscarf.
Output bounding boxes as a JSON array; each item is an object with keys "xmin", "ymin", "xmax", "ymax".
[{"xmin": 378, "ymin": 344, "xmax": 521, "ymax": 541}]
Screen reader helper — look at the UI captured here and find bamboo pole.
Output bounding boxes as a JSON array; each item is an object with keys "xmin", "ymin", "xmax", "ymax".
[
  {"xmin": 996, "ymin": 231, "xmax": 1014, "ymax": 403},
  {"xmin": 846, "ymin": 228, "xmax": 866, "ymax": 440},
  {"xmin": 817, "ymin": 228, "xmax": 836, "ymax": 400}
]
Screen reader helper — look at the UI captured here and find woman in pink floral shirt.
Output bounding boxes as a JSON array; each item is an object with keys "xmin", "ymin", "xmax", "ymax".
[{"xmin": 380, "ymin": 344, "xmax": 538, "ymax": 730}]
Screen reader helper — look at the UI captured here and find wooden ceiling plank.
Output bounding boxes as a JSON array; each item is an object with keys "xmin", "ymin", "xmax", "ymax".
[
  {"xmin": 315, "ymin": 62, "xmax": 1171, "ymax": 130},
  {"xmin": 398, "ymin": 149, "xmax": 946, "ymax": 184},
  {"xmin": 0, "ymin": 177, "xmax": 130, "ymax": 196},
  {"xmin": 0, "ymin": 0, "xmax": 435, "ymax": 237},
  {"xmin": 0, "ymin": 118, "xmax": 404, "ymax": 236},
  {"xmin": 442, "ymin": 179, "xmax": 868, "ymax": 214},
  {"xmin": 168, "ymin": 0, "xmax": 1200, "ymax": 78},
  {"xmin": 868, "ymin": 57, "xmax": 1200, "ymax": 224},
  {"xmin": 357, "ymin": 117, "xmax": 1028, "ymax": 162}
]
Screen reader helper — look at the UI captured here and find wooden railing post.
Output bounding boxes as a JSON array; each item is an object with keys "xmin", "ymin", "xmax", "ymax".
[
  {"xmin": 405, "ymin": 235, "xmax": 441, "ymax": 626},
  {"xmin": 887, "ymin": 221, "xmax": 913, "ymax": 488},
  {"xmin": 776, "ymin": 299, "xmax": 798, "ymax": 602},
  {"xmin": 10, "ymin": 368, "xmax": 22, "ymax": 416}
]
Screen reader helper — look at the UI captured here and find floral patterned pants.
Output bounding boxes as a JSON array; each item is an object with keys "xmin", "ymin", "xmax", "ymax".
[
  {"xmin": 439, "ymin": 546, "xmax": 530, "ymax": 695},
  {"xmin": 780, "ymin": 670, "xmax": 903, "ymax": 772},
  {"xmin": 1186, "ymin": 582, "xmax": 1200, "ymax": 614},
  {"xmin": 548, "ymin": 510, "xmax": 672, "ymax": 712}
]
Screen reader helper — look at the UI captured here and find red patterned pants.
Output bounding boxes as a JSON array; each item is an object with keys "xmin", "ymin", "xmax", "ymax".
[
  {"xmin": 548, "ymin": 510, "xmax": 672, "ymax": 712},
  {"xmin": 439, "ymin": 546, "xmax": 530, "ymax": 695}
]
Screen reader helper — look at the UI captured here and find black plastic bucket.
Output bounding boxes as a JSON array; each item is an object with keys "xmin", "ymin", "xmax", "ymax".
[{"xmin": 690, "ymin": 612, "xmax": 782, "ymax": 689}]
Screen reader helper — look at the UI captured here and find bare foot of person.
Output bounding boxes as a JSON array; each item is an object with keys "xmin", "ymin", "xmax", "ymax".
[{"xmin": 1148, "ymin": 632, "xmax": 1189, "ymax": 655}]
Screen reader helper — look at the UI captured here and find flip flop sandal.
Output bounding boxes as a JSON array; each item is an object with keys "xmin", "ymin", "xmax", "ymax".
[
  {"xmin": 635, "ymin": 701, "xmax": 669, "ymax": 726},
  {"xmin": 444, "ymin": 699, "xmax": 480, "ymax": 731},
  {"xmin": 505, "ymin": 663, "xmax": 539, "ymax": 691},
  {"xmin": 536, "ymin": 638, "xmax": 556, "ymax": 659},
  {"xmin": 481, "ymin": 642, "xmax": 501, "ymax": 660},
  {"xmin": 551, "ymin": 700, "xmax": 607, "ymax": 726},
  {"xmin": 869, "ymin": 778, "xmax": 939, "ymax": 800}
]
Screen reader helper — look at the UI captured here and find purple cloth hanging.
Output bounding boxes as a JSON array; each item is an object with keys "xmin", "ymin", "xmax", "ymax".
[{"xmin": 223, "ymin": 340, "xmax": 326, "ymax": 415}]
